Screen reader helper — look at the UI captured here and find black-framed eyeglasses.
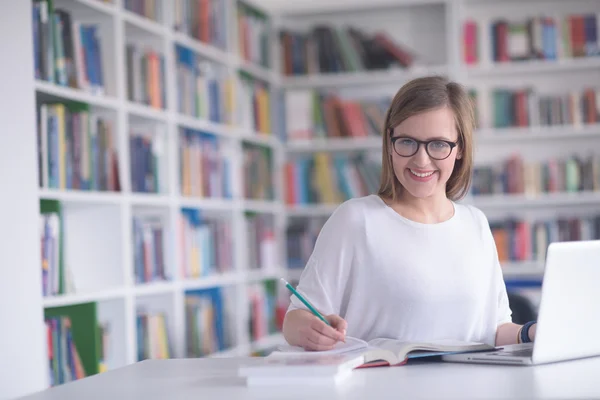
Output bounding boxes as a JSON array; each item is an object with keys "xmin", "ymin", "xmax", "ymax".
[{"xmin": 390, "ymin": 136, "xmax": 458, "ymax": 160}]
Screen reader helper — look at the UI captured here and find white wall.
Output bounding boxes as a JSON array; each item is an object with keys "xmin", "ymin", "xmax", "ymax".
[{"xmin": 0, "ymin": 0, "xmax": 49, "ymax": 398}]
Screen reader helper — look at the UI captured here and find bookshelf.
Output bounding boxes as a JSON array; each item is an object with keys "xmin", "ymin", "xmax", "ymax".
[
  {"xmin": 4, "ymin": 0, "xmax": 600, "ymax": 396},
  {"xmin": 275, "ymin": 0, "xmax": 600, "ymax": 288},
  {"xmin": 28, "ymin": 0, "xmax": 289, "ymax": 389}
]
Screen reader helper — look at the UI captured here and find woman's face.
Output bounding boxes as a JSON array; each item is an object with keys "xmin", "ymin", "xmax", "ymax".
[{"xmin": 390, "ymin": 107, "xmax": 461, "ymax": 200}]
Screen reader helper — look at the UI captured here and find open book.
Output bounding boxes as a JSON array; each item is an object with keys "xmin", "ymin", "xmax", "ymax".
[{"xmin": 272, "ymin": 336, "xmax": 496, "ymax": 367}]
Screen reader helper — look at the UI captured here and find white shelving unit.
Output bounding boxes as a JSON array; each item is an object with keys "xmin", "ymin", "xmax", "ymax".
[
  {"xmin": 274, "ymin": 0, "xmax": 600, "ymax": 283},
  {"xmin": 31, "ymin": 0, "xmax": 289, "ymax": 382}
]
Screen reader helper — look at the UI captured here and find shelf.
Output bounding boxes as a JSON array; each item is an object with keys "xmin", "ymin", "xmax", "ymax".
[
  {"xmin": 476, "ymin": 124, "xmax": 600, "ymax": 142},
  {"xmin": 181, "ymin": 272, "xmax": 242, "ymax": 290},
  {"xmin": 250, "ymin": 333, "xmax": 285, "ymax": 352},
  {"xmin": 39, "ymin": 188, "xmax": 124, "ymax": 204},
  {"xmin": 243, "ymin": 199, "xmax": 283, "ymax": 213},
  {"xmin": 43, "ymin": 288, "xmax": 127, "ymax": 307},
  {"xmin": 74, "ymin": 0, "xmax": 117, "ymax": 15},
  {"xmin": 282, "ymin": 65, "xmax": 449, "ymax": 88},
  {"xmin": 133, "ymin": 281, "xmax": 176, "ymax": 296},
  {"xmin": 129, "ymin": 193, "xmax": 171, "ymax": 207},
  {"xmin": 237, "ymin": 58, "xmax": 278, "ymax": 83},
  {"xmin": 122, "ymin": 10, "xmax": 166, "ymax": 36},
  {"xmin": 179, "ymin": 196, "xmax": 236, "ymax": 211},
  {"xmin": 176, "ymin": 114, "xmax": 236, "ymax": 139},
  {"xmin": 286, "ymin": 136, "xmax": 382, "ymax": 152},
  {"xmin": 466, "ymin": 57, "xmax": 600, "ymax": 77},
  {"xmin": 239, "ymin": 131, "xmax": 282, "ymax": 148},
  {"xmin": 35, "ymin": 80, "xmax": 119, "ymax": 109},
  {"xmin": 172, "ymin": 32, "xmax": 231, "ymax": 65},
  {"xmin": 126, "ymin": 102, "xmax": 168, "ymax": 122},
  {"xmin": 266, "ymin": 0, "xmax": 450, "ymax": 15},
  {"xmin": 246, "ymin": 268, "xmax": 286, "ymax": 281},
  {"xmin": 469, "ymin": 191, "xmax": 600, "ymax": 209},
  {"xmin": 286, "ymin": 204, "xmax": 338, "ymax": 217}
]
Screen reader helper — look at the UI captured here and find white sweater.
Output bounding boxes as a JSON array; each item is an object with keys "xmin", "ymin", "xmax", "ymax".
[{"xmin": 287, "ymin": 194, "xmax": 513, "ymax": 346}]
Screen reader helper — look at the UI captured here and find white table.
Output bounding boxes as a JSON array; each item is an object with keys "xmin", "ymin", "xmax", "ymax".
[{"xmin": 17, "ymin": 356, "xmax": 600, "ymax": 400}]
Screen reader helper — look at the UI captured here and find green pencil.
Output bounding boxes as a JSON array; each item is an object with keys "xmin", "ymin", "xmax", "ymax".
[{"xmin": 280, "ymin": 278, "xmax": 331, "ymax": 326}]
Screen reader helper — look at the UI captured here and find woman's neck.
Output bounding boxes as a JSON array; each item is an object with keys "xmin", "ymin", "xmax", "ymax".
[{"xmin": 383, "ymin": 191, "xmax": 455, "ymax": 224}]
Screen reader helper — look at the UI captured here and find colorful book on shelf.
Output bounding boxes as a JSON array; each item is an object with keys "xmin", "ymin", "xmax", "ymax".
[
  {"xmin": 271, "ymin": 336, "xmax": 495, "ymax": 367},
  {"xmin": 40, "ymin": 199, "xmax": 64, "ymax": 296},
  {"xmin": 44, "ymin": 302, "xmax": 102, "ymax": 382},
  {"xmin": 37, "ymin": 101, "xmax": 120, "ymax": 191}
]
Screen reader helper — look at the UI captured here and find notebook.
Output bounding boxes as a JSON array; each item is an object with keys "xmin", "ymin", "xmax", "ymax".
[
  {"xmin": 271, "ymin": 336, "xmax": 496, "ymax": 367},
  {"xmin": 238, "ymin": 353, "xmax": 366, "ymax": 385}
]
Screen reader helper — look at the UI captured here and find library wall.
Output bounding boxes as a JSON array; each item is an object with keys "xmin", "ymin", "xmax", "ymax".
[{"xmin": 3, "ymin": 0, "xmax": 599, "ymax": 396}]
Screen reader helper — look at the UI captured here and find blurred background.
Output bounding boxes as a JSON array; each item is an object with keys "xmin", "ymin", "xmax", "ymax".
[{"xmin": 1, "ymin": 0, "xmax": 600, "ymax": 396}]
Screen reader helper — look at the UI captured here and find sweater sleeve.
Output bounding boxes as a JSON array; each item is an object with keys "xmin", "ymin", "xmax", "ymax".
[{"xmin": 286, "ymin": 200, "xmax": 359, "ymax": 317}]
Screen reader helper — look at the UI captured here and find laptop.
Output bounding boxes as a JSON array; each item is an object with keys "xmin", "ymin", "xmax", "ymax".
[{"xmin": 442, "ymin": 240, "xmax": 600, "ymax": 366}]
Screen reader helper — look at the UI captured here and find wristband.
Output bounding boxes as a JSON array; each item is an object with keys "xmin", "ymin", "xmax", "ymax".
[{"xmin": 520, "ymin": 321, "xmax": 536, "ymax": 343}]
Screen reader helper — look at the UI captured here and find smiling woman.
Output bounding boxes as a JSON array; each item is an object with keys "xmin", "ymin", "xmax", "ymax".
[{"xmin": 282, "ymin": 75, "xmax": 537, "ymax": 352}]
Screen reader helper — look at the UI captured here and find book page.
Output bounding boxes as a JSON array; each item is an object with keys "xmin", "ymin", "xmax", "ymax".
[
  {"xmin": 367, "ymin": 337, "xmax": 493, "ymax": 359},
  {"xmin": 271, "ymin": 336, "xmax": 369, "ymax": 356}
]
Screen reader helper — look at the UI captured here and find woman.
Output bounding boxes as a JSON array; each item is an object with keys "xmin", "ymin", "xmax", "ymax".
[{"xmin": 282, "ymin": 75, "xmax": 536, "ymax": 351}]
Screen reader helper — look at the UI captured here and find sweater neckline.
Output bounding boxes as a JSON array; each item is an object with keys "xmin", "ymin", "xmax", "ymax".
[{"xmin": 371, "ymin": 194, "xmax": 459, "ymax": 229}]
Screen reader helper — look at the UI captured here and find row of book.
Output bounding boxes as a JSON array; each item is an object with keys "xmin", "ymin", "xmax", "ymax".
[
  {"xmin": 136, "ymin": 311, "xmax": 172, "ymax": 360},
  {"xmin": 36, "ymin": 102, "xmax": 120, "ymax": 191},
  {"xmin": 33, "ymin": 1, "xmax": 105, "ymax": 94},
  {"xmin": 40, "ymin": 200, "xmax": 62, "ymax": 297},
  {"xmin": 286, "ymin": 217, "xmax": 327, "ymax": 269},
  {"xmin": 237, "ymin": 1, "xmax": 270, "ymax": 68},
  {"xmin": 492, "ymin": 215, "xmax": 600, "ymax": 263},
  {"xmin": 130, "ymin": 131, "xmax": 162, "ymax": 193},
  {"xmin": 285, "ymin": 152, "xmax": 381, "ymax": 205},
  {"xmin": 185, "ymin": 288, "xmax": 233, "ymax": 357},
  {"xmin": 488, "ymin": 87, "xmax": 599, "ymax": 128},
  {"xmin": 173, "ymin": 0, "xmax": 227, "ymax": 51},
  {"xmin": 133, "ymin": 216, "xmax": 168, "ymax": 284},
  {"xmin": 471, "ymin": 154, "xmax": 600, "ymax": 196},
  {"xmin": 125, "ymin": 45, "xmax": 167, "ymax": 110},
  {"xmin": 238, "ymin": 74, "xmax": 273, "ymax": 135},
  {"xmin": 246, "ymin": 213, "xmax": 278, "ymax": 271},
  {"xmin": 45, "ymin": 303, "xmax": 108, "ymax": 386},
  {"xmin": 46, "ymin": 315, "xmax": 85, "ymax": 385},
  {"xmin": 243, "ymin": 144, "xmax": 274, "ymax": 201},
  {"xmin": 285, "ymin": 90, "xmax": 389, "ymax": 141},
  {"xmin": 248, "ymin": 280, "xmax": 287, "ymax": 343},
  {"xmin": 285, "ymin": 85, "xmax": 599, "ymax": 141},
  {"xmin": 464, "ymin": 13, "xmax": 600, "ymax": 65},
  {"xmin": 125, "ymin": 0, "xmax": 162, "ymax": 22},
  {"xmin": 175, "ymin": 45, "xmax": 232, "ymax": 123},
  {"xmin": 179, "ymin": 128, "xmax": 232, "ymax": 199},
  {"xmin": 279, "ymin": 25, "xmax": 413, "ymax": 76},
  {"xmin": 286, "ymin": 214, "xmax": 600, "ymax": 269},
  {"xmin": 179, "ymin": 209, "xmax": 234, "ymax": 279}
]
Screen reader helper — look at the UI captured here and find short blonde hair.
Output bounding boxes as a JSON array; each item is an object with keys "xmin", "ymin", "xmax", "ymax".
[{"xmin": 378, "ymin": 75, "xmax": 475, "ymax": 202}]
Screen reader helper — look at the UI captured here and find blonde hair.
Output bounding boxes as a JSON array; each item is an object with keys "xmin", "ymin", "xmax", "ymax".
[{"xmin": 377, "ymin": 75, "xmax": 475, "ymax": 202}]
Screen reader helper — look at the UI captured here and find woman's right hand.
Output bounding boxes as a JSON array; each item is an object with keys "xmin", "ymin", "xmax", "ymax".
[{"xmin": 282, "ymin": 309, "xmax": 347, "ymax": 351}]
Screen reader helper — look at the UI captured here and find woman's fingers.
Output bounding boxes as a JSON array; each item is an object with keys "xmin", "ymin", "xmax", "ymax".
[
  {"xmin": 327, "ymin": 314, "xmax": 348, "ymax": 335},
  {"xmin": 305, "ymin": 335, "xmax": 336, "ymax": 351},
  {"xmin": 310, "ymin": 319, "xmax": 345, "ymax": 341},
  {"xmin": 306, "ymin": 327, "xmax": 338, "ymax": 347}
]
